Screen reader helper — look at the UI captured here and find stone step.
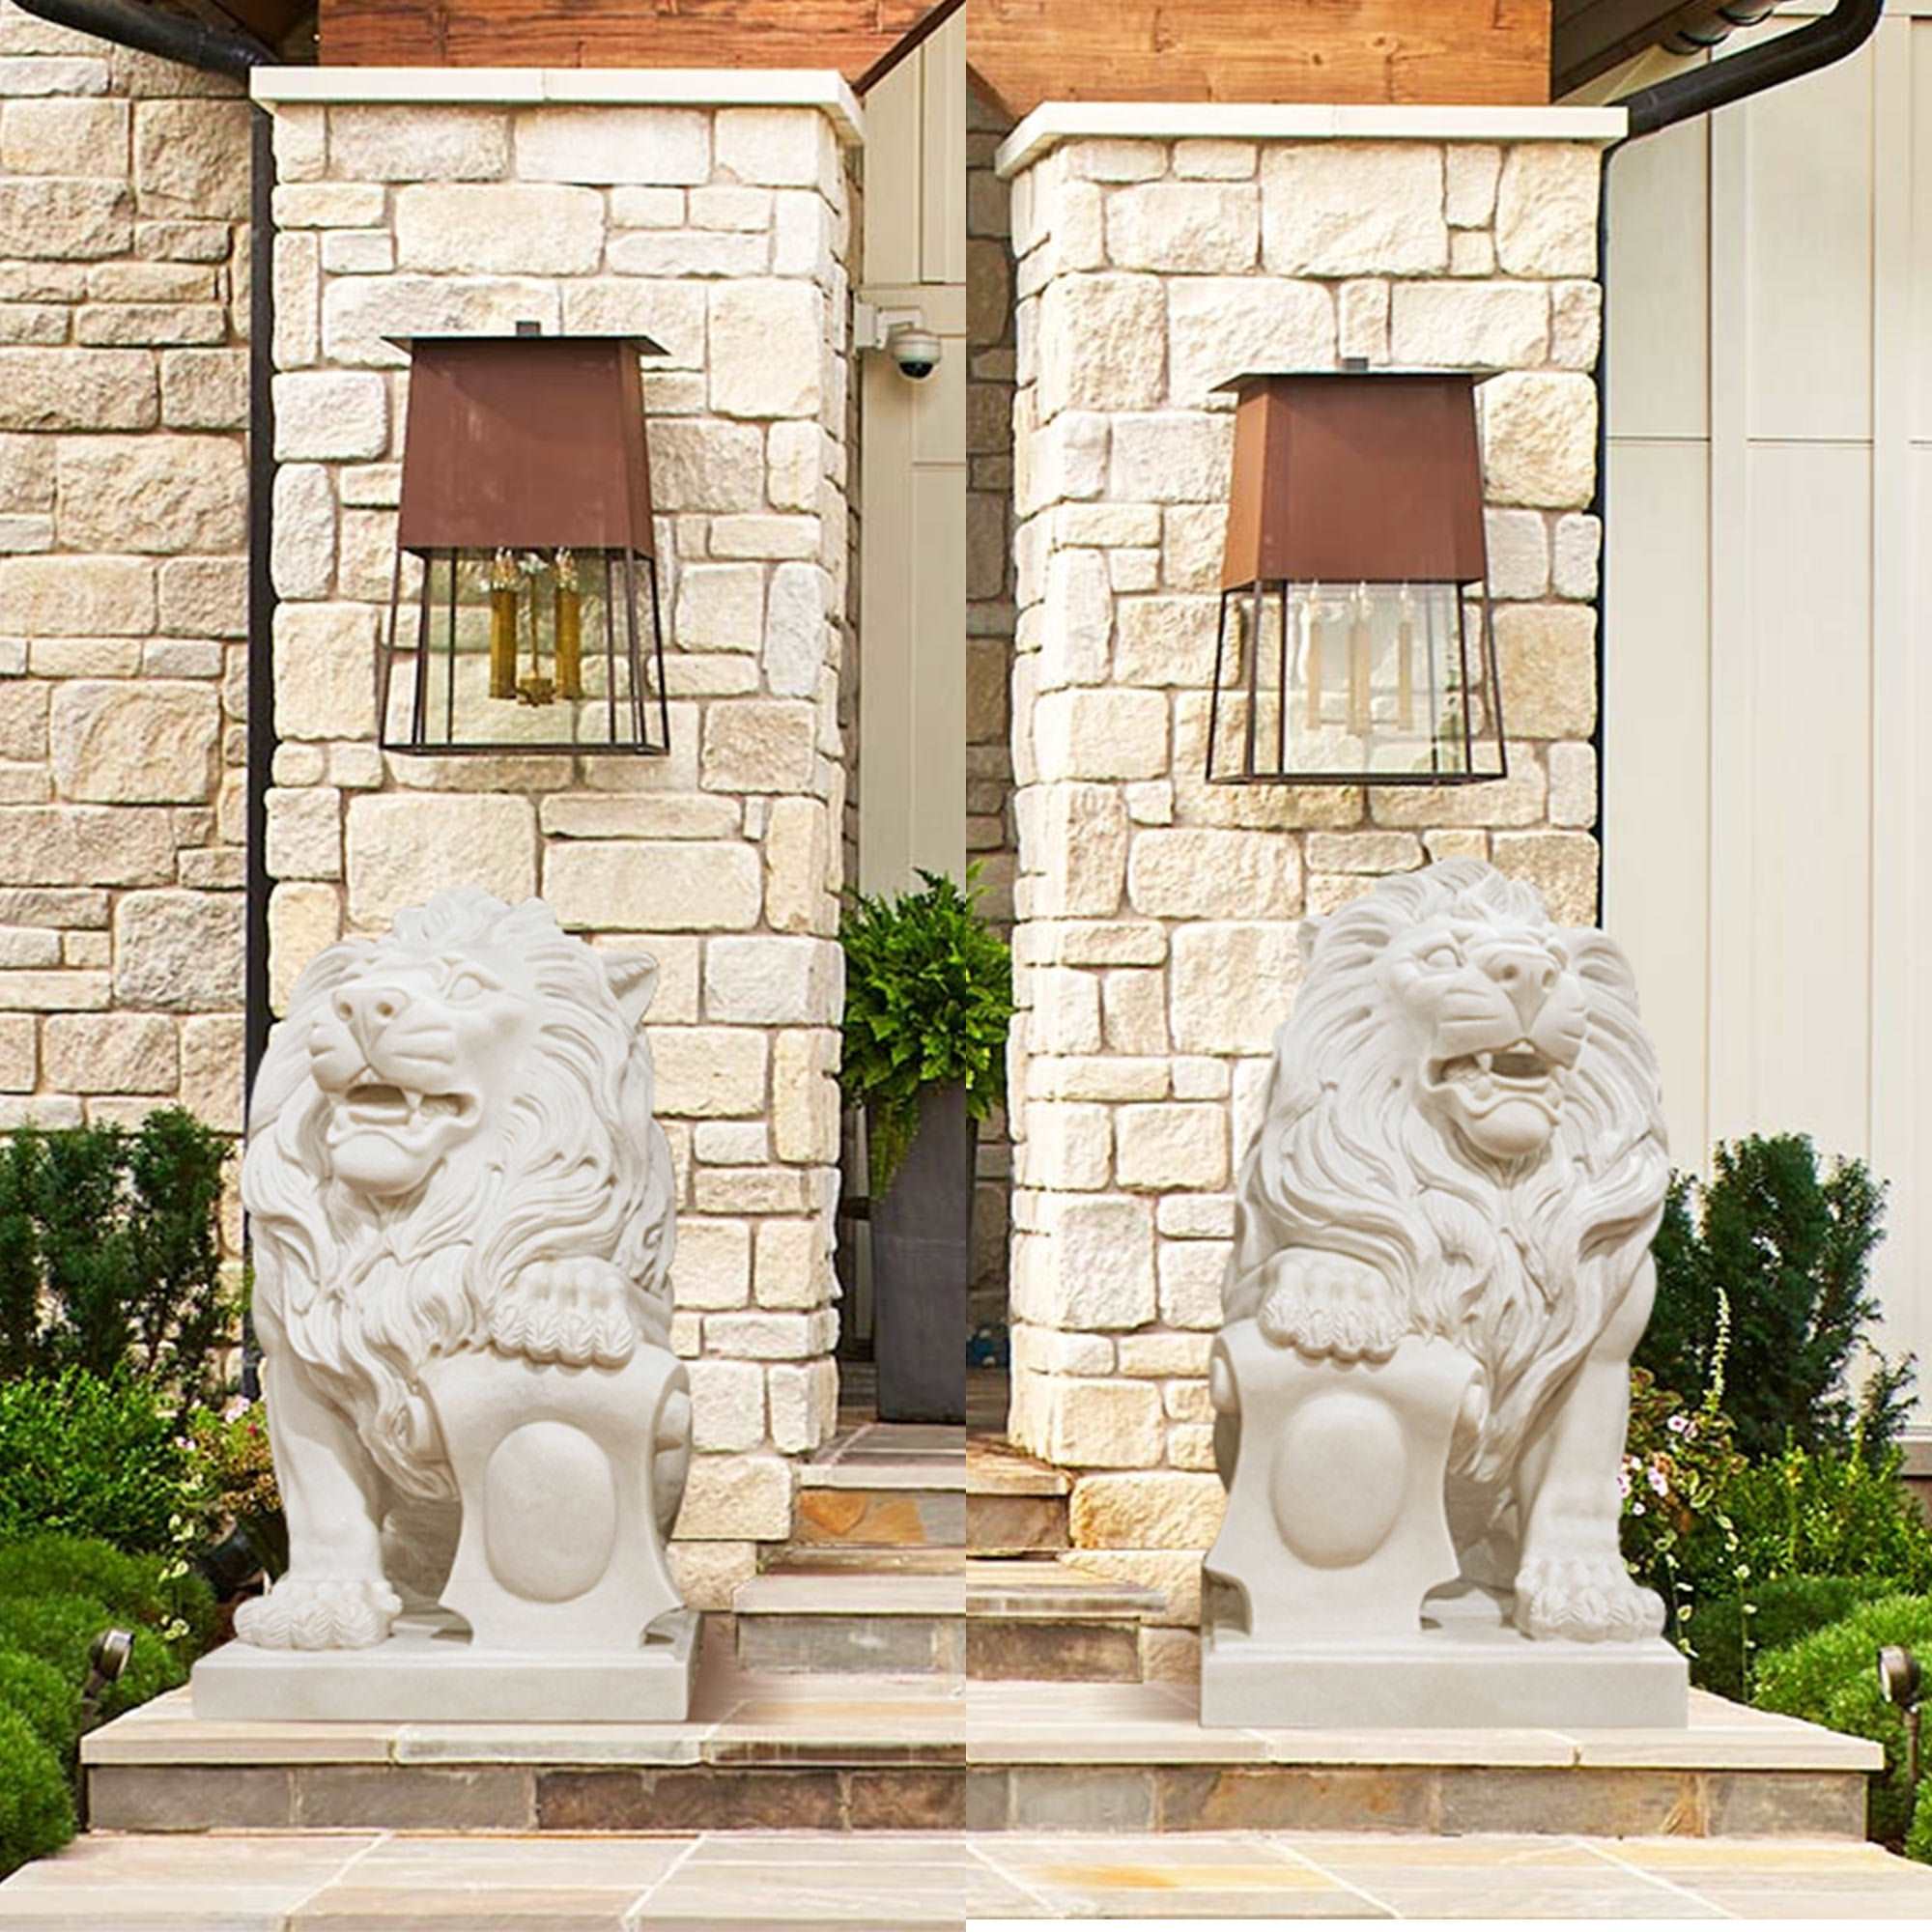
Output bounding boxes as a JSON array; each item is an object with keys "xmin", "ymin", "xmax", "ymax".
[
  {"xmin": 731, "ymin": 1549, "xmax": 1168, "ymax": 1683},
  {"xmin": 731, "ymin": 1557, "xmax": 966, "ymax": 1677},
  {"xmin": 966, "ymin": 1558, "xmax": 1166, "ymax": 1685},
  {"xmin": 77, "ymin": 1670, "xmax": 1877, "ymax": 1843},
  {"xmin": 966, "ymin": 1434, "xmax": 1070, "ymax": 1556},
  {"xmin": 794, "ymin": 1422, "xmax": 967, "ymax": 1551}
]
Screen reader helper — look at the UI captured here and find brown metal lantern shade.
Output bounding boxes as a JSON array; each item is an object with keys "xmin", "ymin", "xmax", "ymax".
[
  {"xmin": 1207, "ymin": 371, "xmax": 1506, "ymax": 786},
  {"xmin": 380, "ymin": 330, "xmax": 671, "ymax": 757}
]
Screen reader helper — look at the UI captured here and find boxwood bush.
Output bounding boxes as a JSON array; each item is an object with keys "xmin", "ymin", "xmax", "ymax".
[
  {"xmin": 0, "ymin": 1534, "xmax": 215, "ymax": 1661},
  {"xmin": 0, "ymin": 1594, "xmax": 186, "ymax": 1725},
  {"xmin": 1686, "ymin": 1575, "xmax": 1901, "ymax": 1703},
  {"xmin": 0, "ymin": 1370, "xmax": 195, "ymax": 1555},
  {"xmin": 1751, "ymin": 1593, "xmax": 1932, "ymax": 1846},
  {"xmin": 0, "ymin": 1653, "xmax": 77, "ymax": 1762},
  {"xmin": 0, "ymin": 1708, "xmax": 73, "ymax": 1877}
]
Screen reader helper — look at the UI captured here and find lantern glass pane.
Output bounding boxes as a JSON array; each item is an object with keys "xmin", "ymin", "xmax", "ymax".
[
  {"xmin": 381, "ymin": 546, "xmax": 668, "ymax": 757},
  {"xmin": 1208, "ymin": 579, "xmax": 1505, "ymax": 784}
]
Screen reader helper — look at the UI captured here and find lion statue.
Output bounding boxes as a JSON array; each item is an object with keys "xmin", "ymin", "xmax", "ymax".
[
  {"xmin": 236, "ymin": 887, "xmax": 689, "ymax": 1652},
  {"xmin": 1220, "ymin": 859, "xmax": 1670, "ymax": 1644}
]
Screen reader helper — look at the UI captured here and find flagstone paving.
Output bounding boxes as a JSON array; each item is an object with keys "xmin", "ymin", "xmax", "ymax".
[{"xmin": 4, "ymin": 1831, "xmax": 1932, "ymax": 1924}]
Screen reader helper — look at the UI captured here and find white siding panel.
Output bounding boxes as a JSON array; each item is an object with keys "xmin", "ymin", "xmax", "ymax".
[
  {"xmin": 1603, "ymin": 439, "xmax": 1711, "ymax": 1170},
  {"xmin": 1607, "ymin": 12, "xmax": 1931, "ymax": 1422}
]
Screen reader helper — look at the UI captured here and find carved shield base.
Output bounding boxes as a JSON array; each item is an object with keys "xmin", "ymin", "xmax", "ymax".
[{"xmin": 421, "ymin": 1346, "xmax": 689, "ymax": 1654}]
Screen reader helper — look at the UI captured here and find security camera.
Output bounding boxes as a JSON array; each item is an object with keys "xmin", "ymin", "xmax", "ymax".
[
  {"xmin": 889, "ymin": 327, "xmax": 943, "ymax": 383},
  {"xmin": 854, "ymin": 302, "xmax": 945, "ymax": 383}
]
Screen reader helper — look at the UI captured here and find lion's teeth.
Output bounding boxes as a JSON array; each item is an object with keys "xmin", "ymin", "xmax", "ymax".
[{"xmin": 1476, "ymin": 1052, "xmax": 1492, "ymax": 1073}]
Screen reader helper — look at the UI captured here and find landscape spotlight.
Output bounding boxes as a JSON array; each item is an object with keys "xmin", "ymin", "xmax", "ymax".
[{"xmin": 1877, "ymin": 1644, "xmax": 1923, "ymax": 1793}]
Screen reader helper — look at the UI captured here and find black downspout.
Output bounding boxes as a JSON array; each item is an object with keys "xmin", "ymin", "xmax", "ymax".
[
  {"xmin": 245, "ymin": 110, "xmax": 276, "ymax": 1101},
  {"xmin": 1589, "ymin": 0, "xmax": 1885, "ymax": 916},
  {"xmin": 8, "ymin": 0, "xmax": 270, "ymax": 77}
]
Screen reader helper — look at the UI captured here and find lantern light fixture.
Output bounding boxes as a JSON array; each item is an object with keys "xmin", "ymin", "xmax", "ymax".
[
  {"xmin": 380, "ymin": 327, "xmax": 671, "ymax": 757},
  {"xmin": 1206, "ymin": 369, "xmax": 1506, "ymax": 787}
]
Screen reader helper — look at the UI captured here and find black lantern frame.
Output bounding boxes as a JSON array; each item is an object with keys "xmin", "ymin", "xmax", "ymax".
[
  {"xmin": 379, "ymin": 545, "xmax": 670, "ymax": 758},
  {"xmin": 1206, "ymin": 369, "xmax": 1507, "ymax": 787}
]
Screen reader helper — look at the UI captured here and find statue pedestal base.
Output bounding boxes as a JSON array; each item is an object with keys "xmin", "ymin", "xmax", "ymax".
[
  {"xmin": 190, "ymin": 1607, "xmax": 698, "ymax": 1723},
  {"xmin": 1200, "ymin": 1617, "xmax": 1688, "ymax": 1730}
]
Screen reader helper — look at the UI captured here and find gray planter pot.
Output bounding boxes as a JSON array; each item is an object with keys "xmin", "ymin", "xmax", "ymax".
[{"xmin": 868, "ymin": 1082, "xmax": 971, "ymax": 1424}]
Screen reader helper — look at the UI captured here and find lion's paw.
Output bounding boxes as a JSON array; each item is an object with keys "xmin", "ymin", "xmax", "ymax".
[
  {"xmin": 1513, "ymin": 1554, "xmax": 1664, "ymax": 1644},
  {"xmin": 491, "ymin": 1257, "xmax": 638, "ymax": 1368},
  {"xmin": 1258, "ymin": 1251, "xmax": 1406, "ymax": 1363},
  {"xmin": 235, "ymin": 1575, "xmax": 401, "ymax": 1652}
]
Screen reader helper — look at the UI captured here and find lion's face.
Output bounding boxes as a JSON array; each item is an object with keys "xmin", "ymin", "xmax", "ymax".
[
  {"xmin": 1380, "ymin": 912, "xmax": 1589, "ymax": 1163},
  {"xmin": 306, "ymin": 934, "xmax": 540, "ymax": 1198}
]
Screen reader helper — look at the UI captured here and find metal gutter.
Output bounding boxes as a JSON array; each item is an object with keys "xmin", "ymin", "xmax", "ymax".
[
  {"xmin": 14, "ymin": 0, "xmax": 280, "ymax": 1105},
  {"xmin": 10, "ymin": 0, "xmax": 272, "ymax": 75},
  {"xmin": 1619, "ymin": 0, "xmax": 1884, "ymax": 136},
  {"xmin": 1590, "ymin": 0, "xmax": 1885, "ymax": 914}
]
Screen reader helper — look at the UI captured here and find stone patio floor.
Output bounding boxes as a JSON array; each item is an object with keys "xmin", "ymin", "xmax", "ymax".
[{"xmin": 4, "ymin": 1830, "xmax": 1932, "ymax": 1924}]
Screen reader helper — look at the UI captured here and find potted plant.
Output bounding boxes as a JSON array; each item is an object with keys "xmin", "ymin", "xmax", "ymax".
[{"xmin": 838, "ymin": 869, "xmax": 1012, "ymax": 1423}]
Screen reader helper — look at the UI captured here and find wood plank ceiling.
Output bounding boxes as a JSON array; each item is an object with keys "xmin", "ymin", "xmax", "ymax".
[{"xmin": 129, "ymin": 1, "xmax": 1765, "ymax": 111}]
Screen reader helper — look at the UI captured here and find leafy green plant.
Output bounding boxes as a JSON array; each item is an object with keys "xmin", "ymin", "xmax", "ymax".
[
  {"xmin": 0, "ymin": 1371, "xmax": 197, "ymax": 1556},
  {"xmin": 1752, "ymin": 1594, "xmax": 1932, "ymax": 1847},
  {"xmin": 0, "ymin": 1653, "xmax": 78, "ymax": 1762},
  {"xmin": 0, "ymin": 1109, "xmax": 232, "ymax": 1410},
  {"xmin": 1620, "ymin": 1287, "xmax": 1747, "ymax": 1641},
  {"xmin": 1722, "ymin": 1441, "xmax": 1932, "ymax": 1599},
  {"xmin": 1689, "ymin": 1576, "xmax": 1900, "ymax": 1704},
  {"xmin": 0, "ymin": 1595, "xmax": 185, "ymax": 1726},
  {"xmin": 0, "ymin": 1535, "xmax": 215, "ymax": 1662},
  {"xmin": 838, "ymin": 867, "xmax": 1012, "ymax": 1193},
  {"xmin": 0, "ymin": 1707, "xmax": 72, "ymax": 1879},
  {"xmin": 1908, "ymin": 1776, "xmax": 1932, "ymax": 1865},
  {"xmin": 185, "ymin": 1400, "xmax": 286, "ymax": 1579},
  {"xmin": 1637, "ymin": 1136, "xmax": 1911, "ymax": 1463}
]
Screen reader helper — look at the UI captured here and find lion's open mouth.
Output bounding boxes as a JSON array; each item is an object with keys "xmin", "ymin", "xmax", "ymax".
[
  {"xmin": 1429, "ymin": 1043, "xmax": 1558, "ymax": 1103},
  {"xmin": 339, "ymin": 1083, "xmax": 476, "ymax": 1130}
]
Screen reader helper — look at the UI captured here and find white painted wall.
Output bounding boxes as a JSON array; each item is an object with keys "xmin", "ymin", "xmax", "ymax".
[
  {"xmin": 1604, "ymin": 5, "xmax": 1932, "ymax": 1422},
  {"xmin": 858, "ymin": 10, "xmax": 968, "ymax": 895}
]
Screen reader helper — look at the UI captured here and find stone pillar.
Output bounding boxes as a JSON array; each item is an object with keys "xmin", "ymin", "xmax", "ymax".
[
  {"xmin": 0, "ymin": 3, "xmax": 251, "ymax": 1215},
  {"xmin": 254, "ymin": 71, "xmax": 861, "ymax": 1601},
  {"xmin": 1000, "ymin": 107, "xmax": 1620, "ymax": 1666}
]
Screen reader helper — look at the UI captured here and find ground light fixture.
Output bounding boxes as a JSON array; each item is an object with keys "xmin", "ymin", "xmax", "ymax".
[
  {"xmin": 379, "ymin": 326, "xmax": 672, "ymax": 757},
  {"xmin": 1207, "ymin": 368, "xmax": 1507, "ymax": 786},
  {"xmin": 1878, "ymin": 1643, "xmax": 1923, "ymax": 1791}
]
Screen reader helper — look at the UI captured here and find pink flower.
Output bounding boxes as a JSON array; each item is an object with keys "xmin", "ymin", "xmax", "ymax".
[
  {"xmin": 222, "ymin": 1395, "xmax": 251, "ymax": 1423},
  {"xmin": 1647, "ymin": 1465, "xmax": 1669, "ymax": 1496},
  {"xmin": 1666, "ymin": 1413, "xmax": 1690, "ymax": 1435}
]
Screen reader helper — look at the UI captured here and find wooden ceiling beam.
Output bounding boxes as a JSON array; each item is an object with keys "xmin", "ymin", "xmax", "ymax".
[
  {"xmin": 319, "ymin": 0, "xmax": 939, "ymax": 82},
  {"xmin": 966, "ymin": 0, "xmax": 1552, "ymax": 122}
]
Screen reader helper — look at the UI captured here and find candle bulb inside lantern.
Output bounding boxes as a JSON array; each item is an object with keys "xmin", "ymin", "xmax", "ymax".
[
  {"xmin": 1348, "ymin": 583, "xmax": 1372, "ymax": 737},
  {"xmin": 517, "ymin": 552, "xmax": 554, "ymax": 707},
  {"xmin": 1302, "ymin": 583, "xmax": 1322, "ymax": 730},
  {"xmin": 1397, "ymin": 585, "xmax": 1415, "ymax": 731},
  {"xmin": 488, "ymin": 549, "xmax": 520, "ymax": 700},
  {"xmin": 554, "ymin": 549, "xmax": 583, "ymax": 700}
]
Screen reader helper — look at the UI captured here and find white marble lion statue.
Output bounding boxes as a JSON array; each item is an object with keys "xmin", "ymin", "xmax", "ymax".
[
  {"xmin": 1219, "ymin": 859, "xmax": 1671, "ymax": 1644},
  {"xmin": 236, "ymin": 887, "xmax": 689, "ymax": 1652}
]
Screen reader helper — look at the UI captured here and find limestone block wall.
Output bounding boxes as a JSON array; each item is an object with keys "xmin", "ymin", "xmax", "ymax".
[
  {"xmin": 1001, "ymin": 116, "xmax": 1615, "ymax": 1666},
  {"xmin": 257, "ymin": 79, "xmax": 859, "ymax": 1595},
  {"xmin": 0, "ymin": 4, "xmax": 250, "ymax": 1188}
]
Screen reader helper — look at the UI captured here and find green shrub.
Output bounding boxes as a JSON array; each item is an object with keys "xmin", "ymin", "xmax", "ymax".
[
  {"xmin": 1621, "ymin": 1352, "xmax": 1747, "ymax": 1626},
  {"xmin": 1752, "ymin": 1594, "xmax": 1932, "ymax": 1846},
  {"xmin": 1907, "ymin": 1776, "xmax": 1932, "ymax": 1865},
  {"xmin": 1638, "ymin": 1136, "xmax": 1912, "ymax": 1462},
  {"xmin": 1686, "ymin": 1576, "xmax": 1901, "ymax": 1703},
  {"xmin": 0, "ymin": 1594, "xmax": 185, "ymax": 1724},
  {"xmin": 0, "ymin": 1109, "xmax": 232, "ymax": 1409},
  {"xmin": 0, "ymin": 1535, "xmax": 216, "ymax": 1659},
  {"xmin": 0, "ymin": 1371, "xmax": 195, "ymax": 1555},
  {"xmin": 1725, "ymin": 1444, "xmax": 1932, "ymax": 1596},
  {"xmin": 0, "ymin": 1707, "xmax": 73, "ymax": 1879},
  {"xmin": 838, "ymin": 867, "xmax": 1012, "ymax": 1194},
  {"xmin": 0, "ymin": 1653, "xmax": 78, "ymax": 1760}
]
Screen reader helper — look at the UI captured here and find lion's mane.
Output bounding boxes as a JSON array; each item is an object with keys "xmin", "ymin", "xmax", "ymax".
[
  {"xmin": 242, "ymin": 888, "xmax": 677, "ymax": 1502},
  {"xmin": 1224, "ymin": 861, "xmax": 1669, "ymax": 1498}
]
